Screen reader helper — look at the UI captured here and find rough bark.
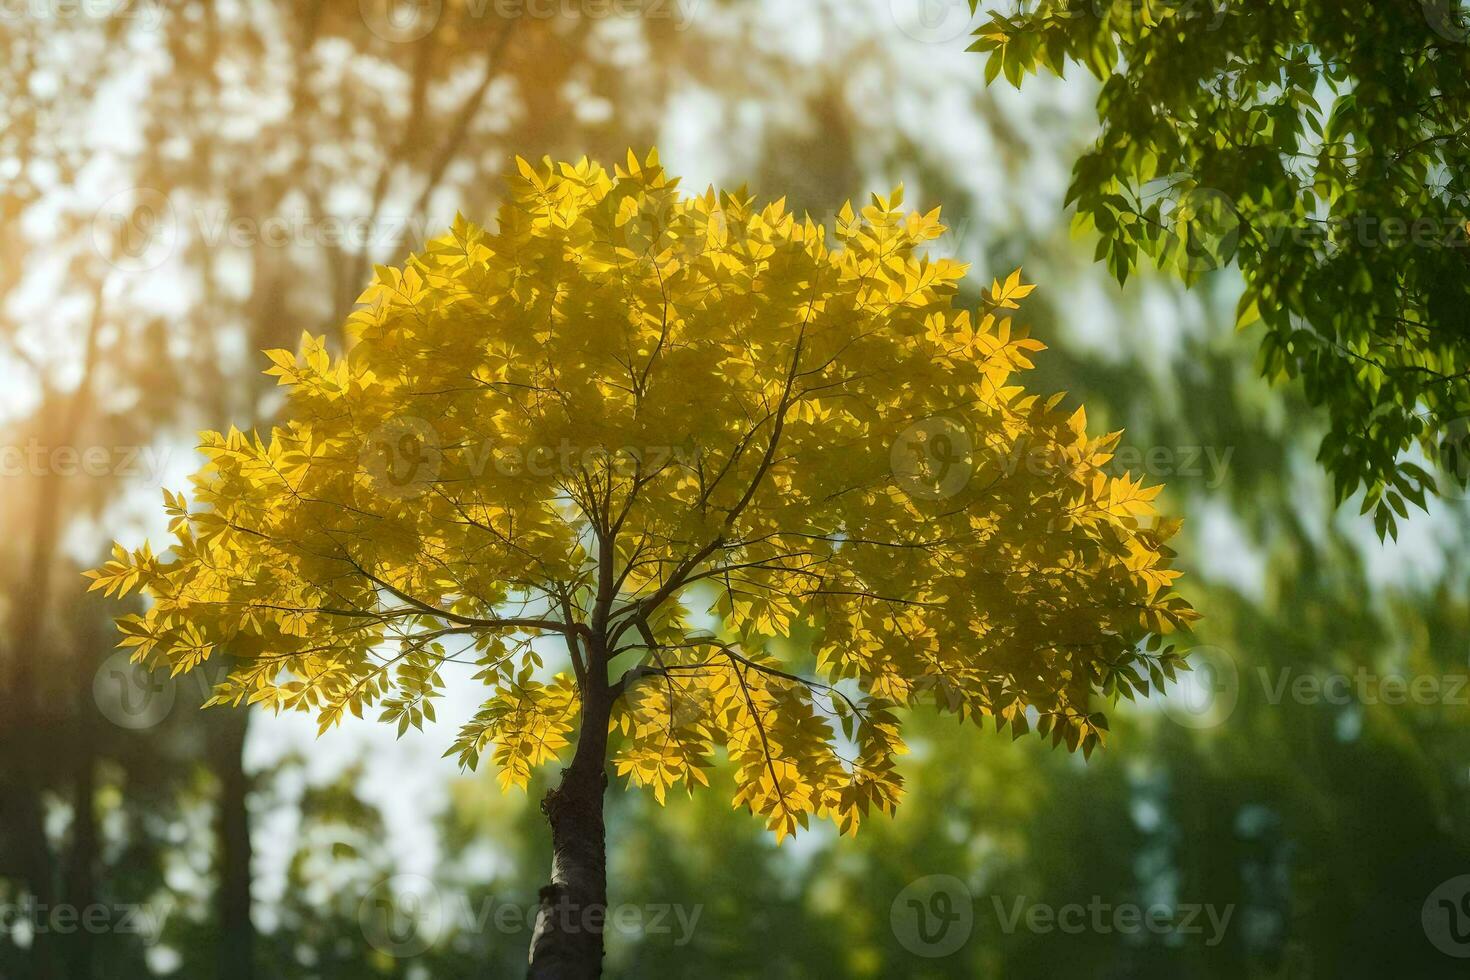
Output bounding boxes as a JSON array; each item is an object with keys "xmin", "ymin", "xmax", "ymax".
[{"xmin": 526, "ymin": 683, "xmax": 613, "ymax": 980}]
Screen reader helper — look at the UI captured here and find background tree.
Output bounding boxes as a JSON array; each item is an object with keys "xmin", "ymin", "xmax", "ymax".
[
  {"xmin": 8, "ymin": 3, "xmax": 1469, "ymax": 977},
  {"xmin": 2, "ymin": 4, "xmax": 783, "ymax": 976},
  {"xmin": 972, "ymin": 0, "xmax": 1470, "ymax": 536},
  {"xmin": 90, "ymin": 151, "xmax": 1194, "ymax": 975}
]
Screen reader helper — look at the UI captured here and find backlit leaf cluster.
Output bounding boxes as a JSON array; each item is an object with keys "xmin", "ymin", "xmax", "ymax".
[{"xmin": 92, "ymin": 150, "xmax": 1194, "ymax": 840}]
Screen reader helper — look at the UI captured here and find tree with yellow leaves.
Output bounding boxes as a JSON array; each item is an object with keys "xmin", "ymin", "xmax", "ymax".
[{"xmin": 90, "ymin": 150, "xmax": 1194, "ymax": 977}]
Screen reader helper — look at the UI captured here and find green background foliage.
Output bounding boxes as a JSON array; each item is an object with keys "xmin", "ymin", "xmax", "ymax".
[
  {"xmin": 974, "ymin": 0, "xmax": 1470, "ymax": 538},
  {"xmin": 1, "ymin": 2, "xmax": 1467, "ymax": 977}
]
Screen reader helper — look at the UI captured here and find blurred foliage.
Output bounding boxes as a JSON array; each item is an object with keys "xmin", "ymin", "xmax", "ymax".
[
  {"xmin": 973, "ymin": 0, "xmax": 1470, "ymax": 537},
  {"xmin": 2, "ymin": 1, "xmax": 1468, "ymax": 978}
]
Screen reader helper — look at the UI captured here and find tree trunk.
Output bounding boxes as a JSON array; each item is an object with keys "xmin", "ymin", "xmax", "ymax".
[
  {"xmin": 526, "ymin": 687, "xmax": 612, "ymax": 979},
  {"xmin": 7, "ymin": 288, "xmax": 104, "ymax": 980},
  {"xmin": 10, "ymin": 757, "xmax": 59, "ymax": 980},
  {"xmin": 63, "ymin": 622, "xmax": 102, "ymax": 980},
  {"xmin": 209, "ymin": 707, "xmax": 255, "ymax": 980},
  {"xmin": 8, "ymin": 433, "xmax": 67, "ymax": 980},
  {"xmin": 63, "ymin": 749, "xmax": 98, "ymax": 980}
]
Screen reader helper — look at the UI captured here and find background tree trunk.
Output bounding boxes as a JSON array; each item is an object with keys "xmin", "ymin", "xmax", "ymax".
[
  {"xmin": 209, "ymin": 707, "xmax": 255, "ymax": 980},
  {"xmin": 8, "ymin": 400, "xmax": 71, "ymax": 980},
  {"xmin": 3, "ymin": 285, "xmax": 105, "ymax": 980},
  {"xmin": 62, "ymin": 615, "xmax": 103, "ymax": 980}
]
